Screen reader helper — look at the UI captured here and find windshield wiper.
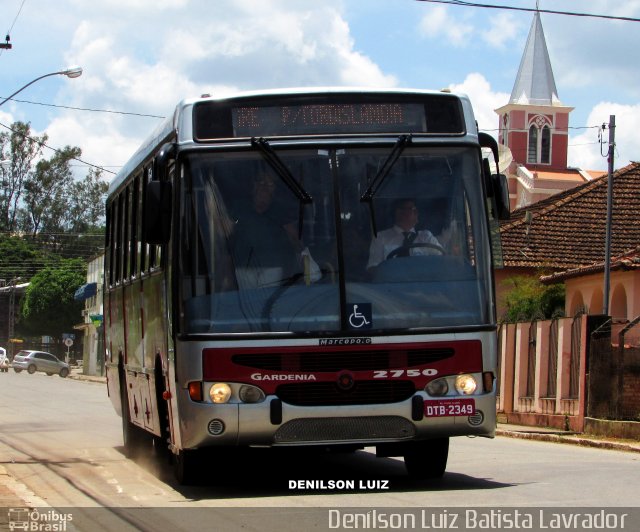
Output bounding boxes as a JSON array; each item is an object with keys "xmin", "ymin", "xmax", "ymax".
[
  {"xmin": 251, "ymin": 137, "xmax": 312, "ymax": 238},
  {"xmin": 360, "ymin": 134, "xmax": 412, "ymax": 236}
]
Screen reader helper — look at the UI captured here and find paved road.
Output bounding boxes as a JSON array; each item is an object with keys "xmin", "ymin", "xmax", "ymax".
[{"xmin": 0, "ymin": 370, "xmax": 638, "ymax": 531}]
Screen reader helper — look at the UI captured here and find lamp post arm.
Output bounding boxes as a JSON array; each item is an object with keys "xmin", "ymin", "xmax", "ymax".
[{"xmin": 0, "ymin": 68, "xmax": 82, "ymax": 108}]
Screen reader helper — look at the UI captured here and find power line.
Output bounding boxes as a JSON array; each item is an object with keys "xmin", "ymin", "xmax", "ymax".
[
  {"xmin": 0, "ymin": 96, "xmax": 166, "ymax": 119},
  {"xmin": 4, "ymin": 0, "xmax": 28, "ymax": 36},
  {"xmin": 0, "ymin": 120, "xmax": 116, "ymax": 175},
  {"xmin": 0, "ymin": 0, "xmax": 27, "ymax": 55},
  {"xmin": 479, "ymin": 125, "xmax": 601, "ymax": 133},
  {"xmin": 415, "ymin": 1, "xmax": 640, "ymax": 23}
]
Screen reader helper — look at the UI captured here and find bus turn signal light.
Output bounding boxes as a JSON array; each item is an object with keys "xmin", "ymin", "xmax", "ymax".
[{"xmin": 188, "ymin": 381, "xmax": 203, "ymax": 402}]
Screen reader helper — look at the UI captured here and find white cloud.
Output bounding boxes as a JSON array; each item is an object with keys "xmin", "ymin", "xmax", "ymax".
[
  {"xmin": 418, "ymin": 5, "xmax": 521, "ymax": 49},
  {"xmin": 419, "ymin": 6, "xmax": 474, "ymax": 47},
  {"xmin": 37, "ymin": 0, "xmax": 395, "ymax": 174},
  {"xmin": 569, "ymin": 102, "xmax": 640, "ymax": 172},
  {"xmin": 448, "ymin": 73, "xmax": 510, "ymax": 136},
  {"xmin": 481, "ymin": 13, "xmax": 522, "ymax": 49}
]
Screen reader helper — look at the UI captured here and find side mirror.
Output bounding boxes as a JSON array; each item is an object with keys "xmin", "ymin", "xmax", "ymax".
[
  {"xmin": 143, "ymin": 143, "xmax": 176, "ymax": 244},
  {"xmin": 143, "ymin": 180, "xmax": 172, "ymax": 244},
  {"xmin": 492, "ymin": 173, "xmax": 510, "ymax": 220},
  {"xmin": 479, "ymin": 133, "xmax": 510, "ymax": 220}
]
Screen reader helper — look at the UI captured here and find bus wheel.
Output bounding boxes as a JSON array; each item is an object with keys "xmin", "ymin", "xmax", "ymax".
[
  {"xmin": 403, "ymin": 437, "xmax": 449, "ymax": 479},
  {"xmin": 173, "ymin": 449, "xmax": 201, "ymax": 485}
]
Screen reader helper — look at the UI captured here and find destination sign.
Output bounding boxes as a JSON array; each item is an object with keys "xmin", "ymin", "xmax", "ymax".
[{"xmin": 193, "ymin": 94, "xmax": 464, "ymax": 139}]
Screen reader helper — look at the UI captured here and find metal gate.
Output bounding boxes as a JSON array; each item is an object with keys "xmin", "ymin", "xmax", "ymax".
[
  {"xmin": 569, "ymin": 312, "xmax": 584, "ymax": 399},
  {"xmin": 525, "ymin": 320, "xmax": 537, "ymax": 397},
  {"xmin": 547, "ymin": 319, "xmax": 559, "ymax": 397}
]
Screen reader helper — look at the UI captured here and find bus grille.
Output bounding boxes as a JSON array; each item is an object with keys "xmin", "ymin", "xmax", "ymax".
[
  {"xmin": 232, "ymin": 348, "xmax": 453, "ymax": 372},
  {"xmin": 275, "ymin": 380, "xmax": 415, "ymax": 406},
  {"xmin": 274, "ymin": 416, "xmax": 415, "ymax": 443}
]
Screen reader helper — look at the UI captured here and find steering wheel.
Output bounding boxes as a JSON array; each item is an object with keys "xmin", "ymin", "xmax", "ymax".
[{"xmin": 386, "ymin": 242, "xmax": 446, "ymax": 260}]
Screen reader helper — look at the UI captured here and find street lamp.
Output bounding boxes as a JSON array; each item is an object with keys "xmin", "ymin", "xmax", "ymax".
[{"xmin": 0, "ymin": 66, "xmax": 83, "ymax": 107}]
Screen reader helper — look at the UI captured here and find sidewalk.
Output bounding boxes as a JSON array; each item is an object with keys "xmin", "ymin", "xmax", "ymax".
[
  {"xmin": 68, "ymin": 366, "xmax": 106, "ymax": 384},
  {"xmin": 0, "ymin": 464, "xmax": 49, "ymax": 509},
  {"xmin": 496, "ymin": 422, "xmax": 640, "ymax": 453}
]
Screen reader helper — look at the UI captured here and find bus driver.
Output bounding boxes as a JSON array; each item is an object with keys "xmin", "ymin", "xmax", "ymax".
[{"xmin": 367, "ymin": 198, "xmax": 442, "ymax": 269}]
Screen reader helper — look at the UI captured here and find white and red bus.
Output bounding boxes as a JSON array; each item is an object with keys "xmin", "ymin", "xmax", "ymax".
[{"xmin": 104, "ymin": 88, "xmax": 509, "ymax": 484}]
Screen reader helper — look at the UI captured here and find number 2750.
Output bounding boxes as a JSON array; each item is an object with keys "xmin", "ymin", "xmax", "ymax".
[{"xmin": 373, "ymin": 369, "xmax": 438, "ymax": 378}]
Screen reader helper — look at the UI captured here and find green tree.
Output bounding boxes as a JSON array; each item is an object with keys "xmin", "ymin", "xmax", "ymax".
[
  {"xmin": 500, "ymin": 275, "xmax": 565, "ymax": 323},
  {"xmin": 0, "ymin": 122, "xmax": 46, "ymax": 232},
  {"xmin": 18, "ymin": 258, "xmax": 86, "ymax": 340},
  {"xmin": 22, "ymin": 146, "xmax": 80, "ymax": 236},
  {"xmin": 68, "ymin": 168, "xmax": 109, "ymax": 233},
  {"xmin": 0, "ymin": 234, "xmax": 51, "ymax": 281}
]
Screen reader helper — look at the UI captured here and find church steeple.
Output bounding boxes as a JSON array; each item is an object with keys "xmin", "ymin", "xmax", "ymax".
[
  {"xmin": 510, "ymin": 11, "xmax": 560, "ymax": 106},
  {"xmin": 495, "ymin": 6, "xmax": 577, "ymax": 209}
]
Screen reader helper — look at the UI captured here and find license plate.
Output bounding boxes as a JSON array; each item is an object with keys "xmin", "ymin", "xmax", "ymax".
[{"xmin": 424, "ymin": 398, "xmax": 476, "ymax": 417}]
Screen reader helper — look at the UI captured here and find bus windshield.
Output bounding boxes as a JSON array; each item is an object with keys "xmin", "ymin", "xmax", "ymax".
[{"xmin": 179, "ymin": 145, "xmax": 492, "ymax": 334}]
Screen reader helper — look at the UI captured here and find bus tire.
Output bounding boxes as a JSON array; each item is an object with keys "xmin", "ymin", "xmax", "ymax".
[
  {"xmin": 173, "ymin": 449, "xmax": 201, "ymax": 485},
  {"xmin": 403, "ymin": 437, "xmax": 449, "ymax": 479}
]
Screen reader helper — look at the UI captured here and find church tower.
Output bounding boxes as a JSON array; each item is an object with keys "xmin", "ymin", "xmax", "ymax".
[
  {"xmin": 495, "ymin": 10, "xmax": 579, "ymax": 208},
  {"xmin": 496, "ymin": 11, "xmax": 573, "ymax": 170}
]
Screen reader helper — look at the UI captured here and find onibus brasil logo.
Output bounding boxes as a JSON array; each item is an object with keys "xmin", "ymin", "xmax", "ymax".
[{"xmin": 7, "ymin": 508, "xmax": 73, "ymax": 531}]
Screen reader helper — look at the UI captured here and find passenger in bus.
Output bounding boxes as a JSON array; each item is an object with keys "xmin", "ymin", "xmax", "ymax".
[
  {"xmin": 367, "ymin": 198, "xmax": 443, "ymax": 269},
  {"xmin": 231, "ymin": 173, "xmax": 320, "ymax": 287}
]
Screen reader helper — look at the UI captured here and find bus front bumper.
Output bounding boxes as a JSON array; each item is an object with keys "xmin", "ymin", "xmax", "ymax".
[{"xmin": 177, "ymin": 391, "xmax": 496, "ymax": 450}]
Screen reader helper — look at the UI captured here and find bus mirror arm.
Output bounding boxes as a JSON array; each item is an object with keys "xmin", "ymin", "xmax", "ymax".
[
  {"xmin": 479, "ymin": 133, "xmax": 509, "ymax": 221},
  {"xmin": 153, "ymin": 142, "xmax": 176, "ymax": 181}
]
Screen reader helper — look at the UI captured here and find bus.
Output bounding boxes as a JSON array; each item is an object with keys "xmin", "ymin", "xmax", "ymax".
[{"xmin": 104, "ymin": 88, "xmax": 510, "ymax": 484}]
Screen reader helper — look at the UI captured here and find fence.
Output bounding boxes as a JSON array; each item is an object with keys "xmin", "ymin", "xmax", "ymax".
[
  {"xmin": 498, "ymin": 314, "xmax": 602, "ymax": 431},
  {"xmin": 588, "ymin": 316, "xmax": 640, "ymax": 421}
]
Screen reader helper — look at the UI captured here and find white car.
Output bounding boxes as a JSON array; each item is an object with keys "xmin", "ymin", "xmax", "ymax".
[
  {"xmin": 0, "ymin": 348, "xmax": 9, "ymax": 372},
  {"xmin": 12, "ymin": 350, "xmax": 70, "ymax": 378}
]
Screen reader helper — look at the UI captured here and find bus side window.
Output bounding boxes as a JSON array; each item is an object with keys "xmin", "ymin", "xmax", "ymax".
[{"xmin": 130, "ymin": 175, "xmax": 140, "ymax": 277}]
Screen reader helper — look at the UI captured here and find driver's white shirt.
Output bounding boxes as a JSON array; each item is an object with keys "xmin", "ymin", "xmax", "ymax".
[{"xmin": 367, "ymin": 225, "xmax": 441, "ymax": 268}]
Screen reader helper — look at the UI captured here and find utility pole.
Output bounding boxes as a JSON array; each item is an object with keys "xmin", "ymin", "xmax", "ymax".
[{"xmin": 603, "ymin": 115, "xmax": 615, "ymax": 316}]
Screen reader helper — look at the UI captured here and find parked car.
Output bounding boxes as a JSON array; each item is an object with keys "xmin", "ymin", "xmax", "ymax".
[
  {"xmin": 0, "ymin": 347, "xmax": 9, "ymax": 372},
  {"xmin": 12, "ymin": 350, "xmax": 69, "ymax": 378}
]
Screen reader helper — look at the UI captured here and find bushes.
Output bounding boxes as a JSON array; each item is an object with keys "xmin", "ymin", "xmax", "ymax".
[{"xmin": 501, "ymin": 275, "xmax": 565, "ymax": 323}]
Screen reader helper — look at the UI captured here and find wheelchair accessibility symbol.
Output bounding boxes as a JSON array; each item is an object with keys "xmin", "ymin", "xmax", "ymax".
[{"xmin": 348, "ymin": 303, "xmax": 372, "ymax": 329}]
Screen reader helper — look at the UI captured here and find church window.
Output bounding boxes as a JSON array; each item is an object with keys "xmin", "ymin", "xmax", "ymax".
[
  {"xmin": 528, "ymin": 125, "xmax": 538, "ymax": 163},
  {"xmin": 541, "ymin": 125, "xmax": 551, "ymax": 164}
]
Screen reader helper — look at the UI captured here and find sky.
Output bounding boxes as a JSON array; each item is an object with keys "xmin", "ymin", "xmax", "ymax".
[{"xmin": 1, "ymin": 0, "xmax": 639, "ymax": 181}]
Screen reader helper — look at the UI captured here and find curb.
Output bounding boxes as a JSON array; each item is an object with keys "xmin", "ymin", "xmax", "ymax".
[
  {"xmin": 0, "ymin": 465, "xmax": 49, "ymax": 508},
  {"xmin": 496, "ymin": 428, "xmax": 640, "ymax": 453}
]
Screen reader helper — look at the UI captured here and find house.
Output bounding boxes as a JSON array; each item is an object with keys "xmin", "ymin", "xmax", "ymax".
[
  {"xmin": 73, "ymin": 253, "xmax": 105, "ymax": 375},
  {"xmin": 497, "ymin": 162, "xmax": 640, "ymax": 318}
]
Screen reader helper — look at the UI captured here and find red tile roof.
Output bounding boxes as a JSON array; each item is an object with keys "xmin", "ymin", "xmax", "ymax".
[
  {"xmin": 541, "ymin": 246, "xmax": 640, "ymax": 283},
  {"xmin": 499, "ymin": 161, "xmax": 640, "ymax": 269}
]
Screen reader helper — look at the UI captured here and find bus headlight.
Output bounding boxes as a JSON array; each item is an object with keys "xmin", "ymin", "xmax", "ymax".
[
  {"xmin": 210, "ymin": 382, "xmax": 232, "ymax": 403},
  {"xmin": 239, "ymin": 385, "xmax": 265, "ymax": 403},
  {"xmin": 455, "ymin": 374, "xmax": 477, "ymax": 395},
  {"xmin": 425, "ymin": 378, "xmax": 449, "ymax": 396}
]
